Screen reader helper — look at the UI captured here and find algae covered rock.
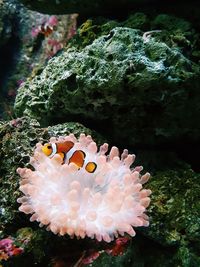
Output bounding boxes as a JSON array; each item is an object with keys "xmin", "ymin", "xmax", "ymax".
[
  {"xmin": 15, "ymin": 26, "xmax": 200, "ymax": 147},
  {"xmin": 69, "ymin": 13, "xmax": 200, "ymax": 62},
  {"xmin": 147, "ymin": 169, "xmax": 200, "ymax": 245},
  {"xmin": 146, "ymin": 168, "xmax": 200, "ymax": 266},
  {"xmin": 0, "ymin": 118, "xmax": 43, "ymax": 231}
]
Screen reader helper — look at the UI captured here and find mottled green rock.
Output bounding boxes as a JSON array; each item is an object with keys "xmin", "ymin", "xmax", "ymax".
[
  {"xmin": 0, "ymin": 117, "xmax": 101, "ymax": 233},
  {"xmin": 69, "ymin": 13, "xmax": 199, "ymax": 61},
  {"xmin": 146, "ymin": 168, "xmax": 200, "ymax": 266},
  {"xmin": 68, "ymin": 13, "xmax": 149, "ymax": 50},
  {"xmin": 68, "ymin": 18, "xmax": 119, "ymax": 50},
  {"xmin": 147, "ymin": 169, "xmax": 200, "ymax": 246},
  {"xmin": 15, "ymin": 26, "xmax": 200, "ymax": 147}
]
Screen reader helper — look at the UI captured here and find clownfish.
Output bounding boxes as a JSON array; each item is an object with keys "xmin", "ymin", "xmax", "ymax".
[
  {"xmin": 38, "ymin": 24, "xmax": 54, "ymax": 37},
  {"xmin": 42, "ymin": 141, "xmax": 97, "ymax": 173}
]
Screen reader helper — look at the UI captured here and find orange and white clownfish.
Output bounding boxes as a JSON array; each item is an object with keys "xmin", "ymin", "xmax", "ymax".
[
  {"xmin": 42, "ymin": 141, "xmax": 97, "ymax": 173},
  {"xmin": 39, "ymin": 23, "xmax": 54, "ymax": 37}
]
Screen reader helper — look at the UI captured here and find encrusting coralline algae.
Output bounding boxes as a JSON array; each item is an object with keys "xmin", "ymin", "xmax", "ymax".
[{"xmin": 17, "ymin": 133, "xmax": 151, "ymax": 242}]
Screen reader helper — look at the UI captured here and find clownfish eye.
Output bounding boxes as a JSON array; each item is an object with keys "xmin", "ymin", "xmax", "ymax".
[{"xmin": 47, "ymin": 145, "xmax": 52, "ymax": 149}]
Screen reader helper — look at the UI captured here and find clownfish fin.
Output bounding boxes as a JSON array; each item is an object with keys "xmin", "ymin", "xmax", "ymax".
[
  {"xmin": 69, "ymin": 150, "xmax": 85, "ymax": 168},
  {"xmin": 85, "ymin": 162, "xmax": 97, "ymax": 173},
  {"xmin": 57, "ymin": 141, "xmax": 74, "ymax": 154},
  {"xmin": 57, "ymin": 152, "xmax": 66, "ymax": 163}
]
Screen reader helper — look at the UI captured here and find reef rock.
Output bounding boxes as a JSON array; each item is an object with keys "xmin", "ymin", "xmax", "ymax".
[{"xmin": 15, "ymin": 26, "xmax": 200, "ymax": 147}]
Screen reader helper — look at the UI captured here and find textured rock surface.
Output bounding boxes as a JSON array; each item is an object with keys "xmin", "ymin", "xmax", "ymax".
[
  {"xmin": 0, "ymin": 0, "xmax": 14, "ymax": 46},
  {"xmin": 0, "ymin": 0, "xmax": 21, "ymax": 118},
  {"xmin": 69, "ymin": 13, "xmax": 198, "ymax": 57},
  {"xmin": 148, "ymin": 169, "xmax": 200, "ymax": 239},
  {"xmin": 147, "ymin": 169, "xmax": 200, "ymax": 261},
  {"xmin": 15, "ymin": 25, "xmax": 200, "ymax": 148}
]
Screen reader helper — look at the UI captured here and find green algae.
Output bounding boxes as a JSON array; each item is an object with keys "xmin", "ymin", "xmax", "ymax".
[
  {"xmin": 68, "ymin": 18, "xmax": 119, "ymax": 50},
  {"xmin": 16, "ymin": 227, "xmax": 50, "ymax": 262},
  {"xmin": 145, "ymin": 168, "xmax": 200, "ymax": 266},
  {"xmin": 147, "ymin": 169, "xmax": 200, "ymax": 245}
]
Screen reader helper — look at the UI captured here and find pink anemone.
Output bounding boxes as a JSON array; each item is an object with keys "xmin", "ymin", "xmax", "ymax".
[{"xmin": 17, "ymin": 134, "xmax": 151, "ymax": 242}]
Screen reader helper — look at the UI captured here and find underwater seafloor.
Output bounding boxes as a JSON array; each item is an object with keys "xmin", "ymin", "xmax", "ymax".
[{"xmin": 0, "ymin": 0, "xmax": 200, "ymax": 266}]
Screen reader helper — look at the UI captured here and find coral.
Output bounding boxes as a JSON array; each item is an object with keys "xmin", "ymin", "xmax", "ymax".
[
  {"xmin": 0, "ymin": 237, "xmax": 23, "ymax": 261},
  {"xmin": 105, "ymin": 237, "xmax": 130, "ymax": 256},
  {"xmin": 46, "ymin": 39, "xmax": 64, "ymax": 58},
  {"xmin": 17, "ymin": 133, "xmax": 151, "ymax": 242}
]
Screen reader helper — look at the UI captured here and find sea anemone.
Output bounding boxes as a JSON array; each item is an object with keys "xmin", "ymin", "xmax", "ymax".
[{"xmin": 17, "ymin": 134, "xmax": 151, "ymax": 242}]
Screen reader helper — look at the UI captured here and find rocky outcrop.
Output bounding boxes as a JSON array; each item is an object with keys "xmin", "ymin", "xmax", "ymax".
[{"xmin": 15, "ymin": 25, "xmax": 200, "ymax": 148}]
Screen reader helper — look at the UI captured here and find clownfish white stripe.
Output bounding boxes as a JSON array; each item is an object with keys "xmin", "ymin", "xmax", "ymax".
[
  {"xmin": 50, "ymin": 143, "xmax": 57, "ymax": 157},
  {"xmin": 64, "ymin": 147, "xmax": 76, "ymax": 163}
]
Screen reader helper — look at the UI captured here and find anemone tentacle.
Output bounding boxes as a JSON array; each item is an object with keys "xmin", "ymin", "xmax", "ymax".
[{"xmin": 17, "ymin": 134, "xmax": 151, "ymax": 242}]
